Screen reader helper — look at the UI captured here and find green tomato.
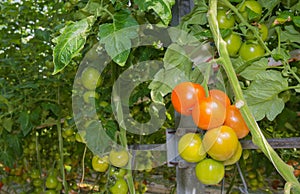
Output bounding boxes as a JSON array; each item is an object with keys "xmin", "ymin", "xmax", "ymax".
[
  {"xmin": 110, "ymin": 179, "xmax": 128, "ymax": 194},
  {"xmin": 83, "ymin": 90, "xmax": 99, "ymax": 104},
  {"xmin": 44, "ymin": 190, "xmax": 57, "ymax": 194},
  {"xmin": 109, "ymin": 149, "xmax": 129, "ymax": 168},
  {"xmin": 45, "ymin": 175, "xmax": 58, "ymax": 189},
  {"xmin": 239, "ymin": 41, "xmax": 265, "ymax": 61},
  {"xmin": 92, "ymin": 155, "xmax": 109, "ymax": 172},
  {"xmin": 224, "ymin": 33, "xmax": 242, "ymax": 57},
  {"xmin": 178, "ymin": 133, "xmax": 206, "ymax": 163},
  {"xmin": 239, "ymin": 0, "xmax": 262, "ymax": 22},
  {"xmin": 32, "ymin": 178, "xmax": 43, "ymax": 187},
  {"xmin": 217, "ymin": 9, "xmax": 235, "ymax": 29},
  {"xmin": 246, "ymin": 23, "xmax": 268, "ymax": 41},
  {"xmin": 81, "ymin": 67, "xmax": 101, "ymax": 90},
  {"xmin": 109, "ymin": 167, "xmax": 127, "ymax": 178},
  {"xmin": 195, "ymin": 158, "xmax": 225, "ymax": 185}
]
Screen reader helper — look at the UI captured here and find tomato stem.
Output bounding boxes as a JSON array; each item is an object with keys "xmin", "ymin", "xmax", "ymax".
[{"xmin": 208, "ymin": 0, "xmax": 300, "ymax": 192}]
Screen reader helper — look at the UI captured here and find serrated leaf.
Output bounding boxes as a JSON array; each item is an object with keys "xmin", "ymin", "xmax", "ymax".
[
  {"xmin": 98, "ymin": 10, "xmax": 138, "ymax": 66},
  {"xmin": 52, "ymin": 16, "xmax": 95, "ymax": 74},
  {"xmin": 240, "ymin": 58, "xmax": 269, "ymax": 80},
  {"xmin": 134, "ymin": 0, "xmax": 175, "ymax": 25},
  {"xmin": 244, "ymin": 70, "xmax": 288, "ymax": 121}
]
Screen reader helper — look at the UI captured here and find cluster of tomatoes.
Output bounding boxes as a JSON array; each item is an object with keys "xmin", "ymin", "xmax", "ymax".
[
  {"xmin": 218, "ymin": 0, "xmax": 266, "ymax": 61},
  {"xmin": 171, "ymin": 81, "xmax": 250, "ymax": 185},
  {"xmin": 91, "ymin": 149, "xmax": 129, "ymax": 194}
]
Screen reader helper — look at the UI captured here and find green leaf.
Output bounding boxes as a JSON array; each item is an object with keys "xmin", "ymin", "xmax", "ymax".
[
  {"xmin": 52, "ymin": 16, "xmax": 95, "ymax": 74},
  {"xmin": 240, "ymin": 58, "xmax": 269, "ymax": 80},
  {"xmin": 17, "ymin": 111, "xmax": 33, "ymax": 136},
  {"xmin": 98, "ymin": 10, "xmax": 138, "ymax": 66},
  {"xmin": 134, "ymin": 0, "xmax": 175, "ymax": 25},
  {"xmin": 85, "ymin": 120, "xmax": 113, "ymax": 156},
  {"xmin": 293, "ymin": 16, "xmax": 300, "ymax": 27},
  {"xmin": 280, "ymin": 25, "xmax": 300, "ymax": 44},
  {"xmin": 243, "ymin": 70, "xmax": 288, "ymax": 121},
  {"xmin": 3, "ymin": 118, "xmax": 13, "ymax": 132}
]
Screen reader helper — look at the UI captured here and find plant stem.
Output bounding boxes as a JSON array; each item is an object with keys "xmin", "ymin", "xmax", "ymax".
[
  {"xmin": 57, "ymin": 118, "xmax": 69, "ymax": 193},
  {"xmin": 208, "ymin": 0, "xmax": 300, "ymax": 192}
]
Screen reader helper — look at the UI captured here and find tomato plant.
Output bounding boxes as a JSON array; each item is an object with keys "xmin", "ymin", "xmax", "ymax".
[
  {"xmin": 202, "ymin": 126, "xmax": 239, "ymax": 161},
  {"xmin": 171, "ymin": 82, "xmax": 205, "ymax": 115},
  {"xmin": 192, "ymin": 96, "xmax": 226, "ymax": 130},
  {"xmin": 178, "ymin": 133, "xmax": 206, "ymax": 163},
  {"xmin": 195, "ymin": 158, "xmax": 225, "ymax": 185}
]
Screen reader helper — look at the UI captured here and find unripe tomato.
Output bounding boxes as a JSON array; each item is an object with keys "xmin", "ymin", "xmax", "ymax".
[
  {"xmin": 239, "ymin": 0, "xmax": 262, "ymax": 22},
  {"xmin": 224, "ymin": 33, "xmax": 242, "ymax": 57},
  {"xmin": 83, "ymin": 90, "xmax": 100, "ymax": 104},
  {"xmin": 109, "ymin": 149, "xmax": 129, "ymax": 168},
  {"xmin": 217, "ymin": 9, "xmax": 235, "ymax": 29},
  {"xmin": 195, "ymin": 158, "xmax": 225, "ymax": 185},
  {"xmin": 109, "ymin": 167, "xmax": 127, "ymax": 178},
  {"xmin": 209, "ymin": 89, "xmax": 231, "ymax": 107},
  {"xmin": 224, "ymin": 105, "xmax": 250, "ymax": 139},
  {"xmin": 192, "ymin": 96, "xmax": 226, "ymax": 130},
  {"xmin": 246, "ymin": 23, "xmax": 268, "ymax": 41},
  {"xmin": 223, "ymin": 141, "xmax": 242, "ymax": 166},
  {"xmin": 110, "ymin": 179, "xmax": 128, "ymax": 194},
  {"xmin": 45, "ymin": 175, "xmax": 59, "ymax": 189},
  {"xmin": 178, "ymin": 133, "xmax": 206, "ymax": 163},
  {"xmin": 239, "ymin": 41, "xmax": 265, "ymax": 61},
  {"xmin": 171, "ymin": 82, "xmax": 205, "ymax": 116},
  {"xmin": 202, "ymin": 126, "xmax": 239, "ymax": 161},
  {"xmin": 92, "ymin": 155, "xmax": 109, "ymax": 172},
  {"xmin": 81, "ymin": 67, "xmax": 101, "ymax": 90}
]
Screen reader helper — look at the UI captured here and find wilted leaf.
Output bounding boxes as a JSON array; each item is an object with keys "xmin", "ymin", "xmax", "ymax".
[
  {"xmin": 53, "ymin": 16, "xmax": 95, "ymax": 74},
  {"xmin": 243, "ymin": 70, "xmax": 288, "ymax": 121}
]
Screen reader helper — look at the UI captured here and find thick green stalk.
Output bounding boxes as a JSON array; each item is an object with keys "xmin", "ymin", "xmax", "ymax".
[{"xmin": 208, "ymin": 0, "xmax": 300, "ymax": 192}]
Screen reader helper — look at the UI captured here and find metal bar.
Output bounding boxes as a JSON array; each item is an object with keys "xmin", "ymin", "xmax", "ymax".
[{"xmin": 240, "ymin": 137, "xmax": 300, "ymax": 149}]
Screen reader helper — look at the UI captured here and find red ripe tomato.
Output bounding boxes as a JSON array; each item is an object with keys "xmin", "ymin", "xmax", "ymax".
[
  {"xmin": 192, "ymin": 96, "xmax": 226, "ymax": 130},
  {"xmin": 171, "ymin": 82, "xmax": 205, "ymax": 116},
  {"xmin": 224, "ymin": 105, "xmax": 250, "ymax": 139},
  {"xmin": 209, "ymin": 89, "xmax": 231, "ymax": 107}
]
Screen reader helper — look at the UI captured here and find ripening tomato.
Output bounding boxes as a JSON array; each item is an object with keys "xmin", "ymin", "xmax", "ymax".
[
  {"xmin": 223, "ymin": 141, "xmax": 242, "ymax": 166},
  {"xmin": 195, "ymin": 158, "xmax": 225, "ymax": 185},
  {"xmin": 192, "ymin": 96, "xmax": 226, "ymax": 130},
  {"xmin": 209, "ymin": 89, "xmax": 231, "ymax": 107},
  {"xmin": 224, "ymin": 105, "xmax": 250, "ymax": 139},
  {"xmin": 178, "ymin": 133, "xmax": 206, "ymax": 163},
  {"xmin": 171, "ymin": 82, "xmax": 205, "ymax": 116},
  {"xmin": 202, "ymin": 126, "xmax": 239, "ymax": 161}
]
